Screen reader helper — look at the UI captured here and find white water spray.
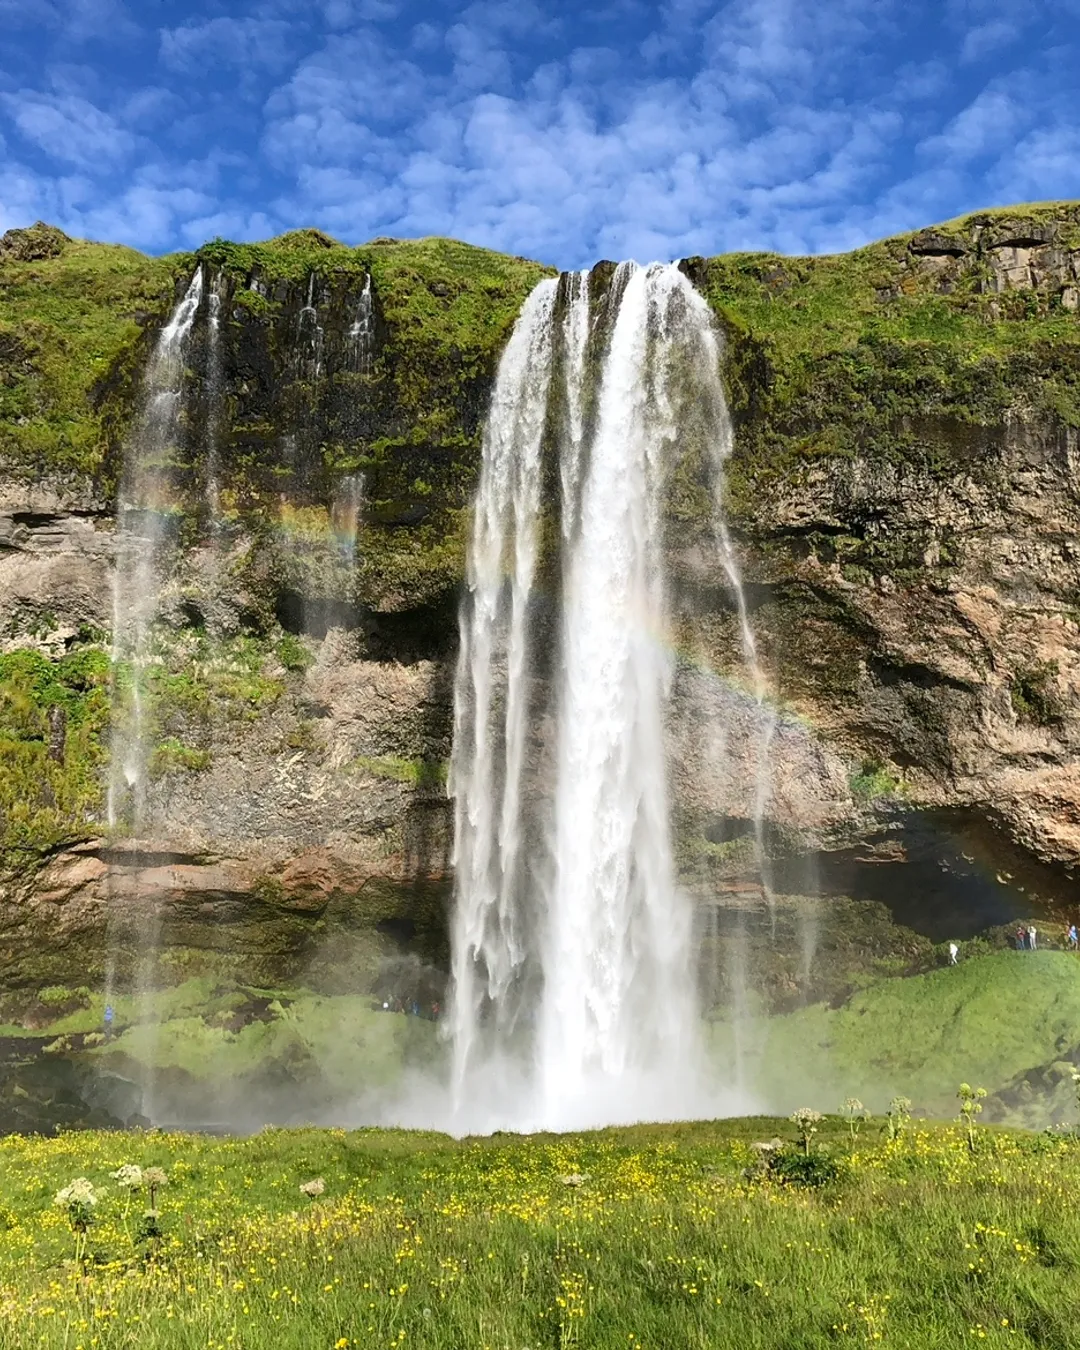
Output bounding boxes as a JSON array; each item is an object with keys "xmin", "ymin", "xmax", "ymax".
[
  {"xmin": 448, "ymin": 263, "xmax": 761, "ymax": 1131},
  {"xmin": 348, "ymin": 275, "xmax": 375, "ymax": 375},
  {"xmin": 108, "ymin": 267, "xmax": 204, "ymax": 829},
  {"xmin": 105, "ymin": 268, "xmax": 205, "ymax": 1116},
  {"xmin": 448, "ymin": 279, "xmax": 558, "ymax": 1106}
]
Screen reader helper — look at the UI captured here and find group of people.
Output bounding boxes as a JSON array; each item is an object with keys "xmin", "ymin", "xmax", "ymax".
[
  {"xmin": 1010, "ymin": 923, "xmax": 1079, "ymax": 951},
  {"xmin": 947, "ymin": 921, "xmax": 1079, "ymax": 966},
  {"xmin": 1014, "ymin": 925, "xmax": 1040, "ymax": 951}
]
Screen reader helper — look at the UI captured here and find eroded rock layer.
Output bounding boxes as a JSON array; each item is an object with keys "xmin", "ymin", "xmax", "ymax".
[{"xmin": 2, "ymin": 205, "xmax": 1080, "ymax": 991}]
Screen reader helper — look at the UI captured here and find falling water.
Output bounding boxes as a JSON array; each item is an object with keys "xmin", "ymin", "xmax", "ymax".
[
  {"xmin": 448, "ymin": 262, "xmax": 762, "ymax": 1131},
  {"xmin": 108, "ymin": 267, "xmax": 204, "ymax": 829},
  {"xmin": 106, "ymin": 268, "xmax": 205, "ymax": 1116},
  {"xmin": 205, "ymin": 275, "xmax": 224, "ymax": 521},
  {"xmin": 331, "ymin": 474, "xmax": 365, "ymax": 562},
  {"xmin": 558, "ymin": 270, "xmax": 590, "ymax": 540},
  {"xmin": 448, "ymin": 278, "xmax": 558, "ymax": 1105},
  {"xmin": 348, "ymin": 275, "xmax": 375, "ymax": 375},
  {"xmin": 537, "ymin": 265, "xmax": 702, "ymax": 1127},
  {"xmin": 297, "ymin": 273, "xmax": 324, "ymax": 381}
]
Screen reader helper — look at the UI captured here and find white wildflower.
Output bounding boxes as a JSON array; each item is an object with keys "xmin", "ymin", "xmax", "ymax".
[{"xmin": 53, "ymin": 1178, "xmax": 99, "ymax": 1209}]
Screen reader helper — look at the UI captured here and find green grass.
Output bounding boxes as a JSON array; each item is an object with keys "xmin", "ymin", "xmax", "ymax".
[
  {"xmin": 719, "ymin": 950, "xmax": 1080, "ymax": 1118},
  {"xmin": 349, "ymin": 754, "xmax": 449, "ymax": 787},
  {"xmin": 0, "ymin": 238, "xmax": 180, "ymax": 477},
  {"xmin": 2, "ymin": 1117, "xmax": 1080, "ymax": 1348}
]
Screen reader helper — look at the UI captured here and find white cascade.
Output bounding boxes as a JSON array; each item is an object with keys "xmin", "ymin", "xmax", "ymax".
[
  {"xmin": 205, "ymin": 276, "xmax": 223, "ymax": 521},
  {"xmin": 348, "ymin": 274, "xmax": 375, "ymax": 375},
  {"xmin": 448, "ymin": 278, "xmax": 558, "ymax": 1105},
  {"xmin": 448, "ymin": 262, "xmax": 757, "ymax": 1132},
  {"xmin": 558, "ymin": 270, "xmax": 590, "ymax": 540},
  {"xmin": 108, "ymin": 267, "xmax": 204, "ymax": 829},
  {"xmin": 298, "ymin": 272, "xmax": 324, "ymax": 380}
]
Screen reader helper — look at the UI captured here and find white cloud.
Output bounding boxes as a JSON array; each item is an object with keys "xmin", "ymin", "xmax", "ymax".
[
  {"xmin": 1, "ymin": 91, "xmax": 136, "ymax": 168},
  {"xmin": 3, "ymin": 0, "xmax": 1080, "ymax": 267},
  {"xmin": 920, "ymin": 88, "xmax": 1023, "ymax": 164},
  {"xmin": 160, "ymin": 17, "xmax": 297, "ymax": 75},
  {"xmin": 960, "ymin": 19, "xmax": 1018, "ymax": 63}
]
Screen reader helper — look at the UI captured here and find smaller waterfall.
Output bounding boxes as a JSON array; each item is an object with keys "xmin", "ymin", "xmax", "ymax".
[
  {"xmin": 348, "ymin": 275, "xmax": 375, "ymax": 375},
  {"xmin": 108, "ymin": 267, "xmax": 204, "ymax": 830},
  {"xmin": 106, "ymin": 267, "xmax": 205, "ymax": 1119},
  {"xmin": 297, "ymin": 273, "xmax": 324, "ymax": 381},
  {"xmin": 331, "ymin": 474, "xmax": 365, "ymax": 563},
  {"xmin": 205, "ymin": 274, "xmax": 224, "ymax": 522}
]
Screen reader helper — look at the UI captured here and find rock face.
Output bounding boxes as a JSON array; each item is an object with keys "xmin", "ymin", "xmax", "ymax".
[{"xmin": 2, "ymin": 205, "xmax": 1080, "ymax": 991}]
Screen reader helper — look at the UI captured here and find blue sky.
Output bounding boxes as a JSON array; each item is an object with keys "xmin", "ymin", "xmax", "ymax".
[{"xmin": 1, "ymin": 0, "xmax": 1079, "ymax": 268}]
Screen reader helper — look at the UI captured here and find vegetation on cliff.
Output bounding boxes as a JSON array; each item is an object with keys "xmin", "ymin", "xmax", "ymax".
[
  {"xmin": 691, "ymin": 202, "xmax": 1080, "ymax": 520},
  {"xmin": 0, "ymin": 644, "xmax": 110, "ymax": 861}
]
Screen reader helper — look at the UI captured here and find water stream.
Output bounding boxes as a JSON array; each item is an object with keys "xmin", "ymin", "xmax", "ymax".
[
  {"xmin": 105, "ymin": 268, "xmax": 205, "ymax": 1115},
  {"xmin": 449, "ymin": 263, "xmax": 769, "ymax": 1130}
]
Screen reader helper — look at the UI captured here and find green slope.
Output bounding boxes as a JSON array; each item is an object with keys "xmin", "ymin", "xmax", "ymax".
[{"xmin": 719, "ymin": 950, "xmax": 1080, "ymax": 1118}]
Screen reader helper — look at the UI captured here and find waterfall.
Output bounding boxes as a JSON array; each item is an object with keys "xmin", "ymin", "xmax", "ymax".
[
  {"xmin": 105, "ymin": 267, "xmax": 205, "ymax": 1118},
  {"xmin": 297, "ymin": 273, "xmax": 324, "ymax": 380},
  {"xmin": 448, "ymin": 262, "xmax": 760, "ymax": 1131},
  {"xmin": 537, "ymin": 264, "xmax": 699, "ymax": 1127},
  {"xmin": 331, "ymin": 473, "xmax": 365, "ymax": 563},
  {"xmin": 205, "ymin": 276, "xmax": 223, "ymax": 522},
  {"xmin": 448, "ymin": 278, "xmax": 558, "ymax": 1101},
  {"xmin": 558, "ymin": 270, "xmax": 590, "ymax": 540},
  {"xmin": 108, "ymin": 267, "xmax": 204, "ymax": 830},
  {"xmin": 348, "ymin": 275, "xmax": 375, "ymax": 375}
]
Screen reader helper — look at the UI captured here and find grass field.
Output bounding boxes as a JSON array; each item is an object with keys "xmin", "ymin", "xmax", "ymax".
[
  {"xmin": 715, "ymin": 950, "xmax": 1080, "ymax": 1121},
  {"xmin": 6, "ymin": 948, "xmax": 1080, "ymax": 1135},
  {"xmin": 2, "ymin": 1113, "xmax": 1080, "ymax": 1349}
]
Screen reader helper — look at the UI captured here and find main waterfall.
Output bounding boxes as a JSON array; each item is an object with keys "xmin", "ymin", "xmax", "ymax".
[{"xmin": 449, "ymin": 263, "xmax": 751, "ymax": 1131}]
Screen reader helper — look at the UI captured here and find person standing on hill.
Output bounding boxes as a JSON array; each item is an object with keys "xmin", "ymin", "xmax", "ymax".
[
  {"xmin": 1028, "ymin": 924, "xmax": 1038, "ymax": 950},
  {"xmin": 1069, "ymin": 924, "xmax": 1078, "ymax": 951},
  {"xmin": 1016, "ymin": 926, "xmax": 1027, "ymax": 950},
  {"xmin": 948, "ymin": 942, "xmax": 959, "ymax": 965}
]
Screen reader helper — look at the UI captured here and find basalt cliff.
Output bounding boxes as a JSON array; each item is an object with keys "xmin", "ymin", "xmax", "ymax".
[{"xmin": 3, "ymin": 205, "xmax": 1080, "ymax": 998}]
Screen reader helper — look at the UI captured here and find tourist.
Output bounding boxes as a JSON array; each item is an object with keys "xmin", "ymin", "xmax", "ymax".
[
  {"xmin": 948, "ymin": 942, "xmax": 959, "ymax": 966},
  {"xmin": 1070, "ymin": 924, "xmax": 1078, "ymax": 951},
  {"xmin": 1016, "ymin": 926, "xmax": 1026, "ymax": 951},
  {"xmin": 103, "ymin": 1003, "xmax": 114, "ymax": 1041},
  {"xmin": 1028, "ymin": 924, "xmax": 1038, "ymax": 950}
]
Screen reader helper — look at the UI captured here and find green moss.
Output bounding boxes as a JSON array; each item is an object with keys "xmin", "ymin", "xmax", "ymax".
[
  {"xmin": 0, "ymin": 237, "xmax": 184, "ymax": 479},
  {"xmin": 690, "ymin": 203, "xmax": 1080, "ymax": 517},
  {"xmin": 714, "ymin": 950, "xmax": 1080, "ymax": 1117},
  {"xmin": 1010, "ymin": 661, "xmax": 1062, "ymax": 726},
  {"xmin": 148, "ymin": 737, "xmax": 212, "ymax": 778},
  {"xmin": 350, "ymin": 755, "xmax": 449, "ymax": 787},
  {"xmin": 275, "ymin": 633, "xmax": 314, "ymax": 672},
  {"xmin": 849, "ymin": 758, "xmax": 903, "ymax": 802},
  {"xmin": 0, "ymin": 645, "xmax": 111, "ymax": 860}
]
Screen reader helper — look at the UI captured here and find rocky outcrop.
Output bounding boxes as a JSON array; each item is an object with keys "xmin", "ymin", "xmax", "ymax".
[{"xmin": 3, "ymin": 204, "xmax": 1080, "ymax": 990}]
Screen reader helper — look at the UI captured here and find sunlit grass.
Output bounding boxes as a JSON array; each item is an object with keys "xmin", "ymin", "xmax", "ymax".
[{"xmin": 2, "ymin": 1117, "xmax": 1080, "ymax": 1348}]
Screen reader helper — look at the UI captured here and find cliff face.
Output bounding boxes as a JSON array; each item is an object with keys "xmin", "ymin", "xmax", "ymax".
[{"xmin": 2, "ymin": 206, "xmax": 1080, "ymax": 992}]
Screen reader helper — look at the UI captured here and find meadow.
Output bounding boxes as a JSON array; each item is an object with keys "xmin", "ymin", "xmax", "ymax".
[{"xmin": 3, "ymin": 1110, "xmax": 1080, "ymax": 1349}]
